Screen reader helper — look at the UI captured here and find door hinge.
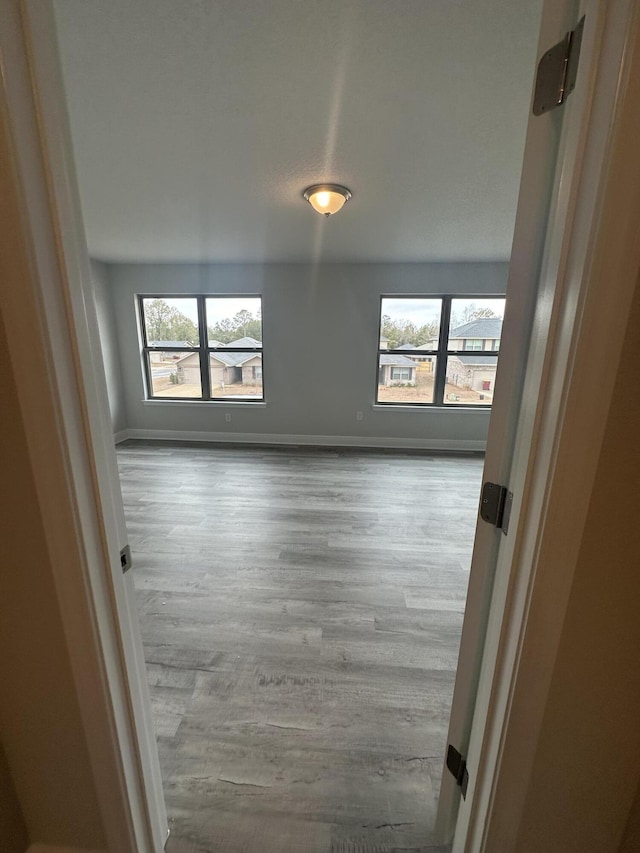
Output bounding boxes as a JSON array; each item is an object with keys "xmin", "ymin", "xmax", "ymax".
[
  {"xmin": 120, "ymin": 544, "xmax": 133, "ymax": 574},
  {"xmin": 480, "ymin": 482, "xmax": 513, "ymax": 534},
  {"xmin": 446, "ymin": 744, "xmax": 469, "ymax": 799},
  {"xmin": 533, "ymin": 16, "xmax": 585, "ymax": 116}
]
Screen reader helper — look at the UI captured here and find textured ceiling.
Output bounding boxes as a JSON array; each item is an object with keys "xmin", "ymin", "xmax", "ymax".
[{"xmin": 53, "ymin": 0, "xmax": 543, "ymax": 263}]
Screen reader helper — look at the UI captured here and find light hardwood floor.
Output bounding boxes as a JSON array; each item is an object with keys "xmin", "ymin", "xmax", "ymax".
[{"xmin": 118, "ymin": 441, "xmax": 484, "ymax": 853}]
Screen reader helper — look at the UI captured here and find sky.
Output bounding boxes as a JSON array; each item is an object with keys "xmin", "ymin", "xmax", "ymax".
[
  {"xmin": 381, "ymin": 297, "xmax": 506, "ymax": 326},
  {"xmin": 206, "ymin": 297, "xmax": 261, "ymax": 327}
]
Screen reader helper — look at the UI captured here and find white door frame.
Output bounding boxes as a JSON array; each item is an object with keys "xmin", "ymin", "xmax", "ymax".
[
  {"xmin": 0, "ymin": 1, "xmax": 166, "ymax": 851},
  {"xmin": 1, "ymin": 1, "xmax": 638, "ymax": 852},
  {"xmin": 455, "ymin": 0, "xmax": 640, "ymax": 849},
  {"xmin": 436, "ymin": 0, "xmax": 592, "ymax": 837}
]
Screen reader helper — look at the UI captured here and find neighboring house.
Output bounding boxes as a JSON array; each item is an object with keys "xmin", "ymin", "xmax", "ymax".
[
  {"xmin": 148, "ymin": 340, "xmax": 194, "ymax": 362},
  {"xmin": 448, "ymin": 317, "xmax": 502, "ymax": 351},
  {"xmin": 423, "ymin": 317, "xmax": 502, "ymax": 351},
  {"xmin": 378, "ymin": 353, "xmax": 416, "ymax": 385},
  {"xmin": 175, "ymin": 336, "xmax": 262, "ymax": 387},
  {"xmin": 446, "ymin": 354, "xmax": 497, "ymax": 395},
  {"xmin": 397, "ymin": 342, "xmax": 434, "ymax": 366},
  {"xmin": 380, "ymin": 319, "xmax": 502, "ymax": 392},
  {"xmin": 444, "ymin": 318, "xmax": 502, "ymax": 394}
]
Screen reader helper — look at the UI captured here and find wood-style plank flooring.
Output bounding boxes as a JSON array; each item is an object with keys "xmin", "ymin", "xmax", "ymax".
[{"xmin": 118, "ymin": 441, "xmax": 484, "ymax": 853}]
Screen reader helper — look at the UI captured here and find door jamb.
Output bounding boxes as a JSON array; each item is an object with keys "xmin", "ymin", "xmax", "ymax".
[
  {"xmin": 455, "ymin": 1, "xmax": 640, "ymax": 849},
  {"xmin": 0, "ymin": 2, "xmax": 166, "ymax": 851},
  {"xmin": 435, "ymin": 0, "xmax": 587, "ymax": 838}
]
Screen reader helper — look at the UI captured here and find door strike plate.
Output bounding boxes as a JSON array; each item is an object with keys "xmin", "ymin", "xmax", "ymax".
[
  {"xmin": 446, "ymin": 744, "xmax": 469, "ymax": 799},
  {"xmin": 120, "ymin": 544, "xmax": 133, "ymax": 574}
]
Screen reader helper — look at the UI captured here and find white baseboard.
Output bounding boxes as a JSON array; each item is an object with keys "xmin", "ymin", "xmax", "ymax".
[
  {"xmin": 121, "ymin": 428, "xmax": 485, "ymax": 452},
  {"xmin": 113, "ymin": 429, "xmax": 129, "ymax": 444}
]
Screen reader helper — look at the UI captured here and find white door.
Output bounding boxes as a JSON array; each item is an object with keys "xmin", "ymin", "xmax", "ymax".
[{"xmin": 437, "ymin": 0, "xmax": 627, "ymax": 845}]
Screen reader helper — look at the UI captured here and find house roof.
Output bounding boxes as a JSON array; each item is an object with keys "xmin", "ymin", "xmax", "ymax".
[
  {"xmin": 396, "ymin": 343, "xmax": 415, "ymax": 350},
  {"xmin": 449, "ymin": 354, "xmax": 499, "ymax": 366},
  {"xmin": 225, "ymin": 336, "xmax": 262, "ymax": 348},
  {"xmin": 450, "ymin": 318, "xmax": 503, "ymax": 339},
  {"xmin": 210, "ymin": 351, "xmax": 260, "ymax": 367},
  {"xmin": 379, "ymin": 354, "xmax": 416, "ymax": 367},
  {"xmin": 209, "ymin": 337, "xmax": 262, "ymax": 365},
  {"xmin": 175, "ymin": 339, "xmax": 262, "ymax": 368}
]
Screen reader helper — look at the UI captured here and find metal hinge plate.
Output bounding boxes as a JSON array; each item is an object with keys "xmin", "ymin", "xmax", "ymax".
[
  {"xmin": 120, "ymin": 544, "xmax": 133, "ymax": 574},
  {"xmin": 480, "ymin": 482, "xmax": 506, "ymax": 529},
  {"xmin": 533, "ymin": 16, "xmax": 585, "ymax": 116},
  {"xmin": 446, "ymin": 744, "xmax": 469, "ymax": 799},
  {"xmin": 480, "ymin": 482, "xmax": 513, "ymax": 534}
]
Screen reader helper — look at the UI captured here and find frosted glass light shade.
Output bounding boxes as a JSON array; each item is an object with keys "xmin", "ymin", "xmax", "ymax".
[{"xmin": 303, "ymin": 184, "xmax": 352, "ymax": 216}]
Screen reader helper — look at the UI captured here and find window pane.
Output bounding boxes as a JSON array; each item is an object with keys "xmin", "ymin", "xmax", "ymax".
[
  {"xmin": 377, "ymin": 355, "xmax": 435, "ymax": 404},
  {"xmin": 448, "ymin": 298, "xmax": 505, "ymax": 350},
  {"xmin": 206, "ymin": 297, "xmax": 262, "ymax": 346},
  {"xmin": 380, "ymin": 298, "xmax": 442, "ymax": 350},
  {"xmin": 142, "ymin": 297, "xmax": 199, "ymax": 347},
  {"xmin": 147, "ymin": 352, "xmax": 202, "ymax": 398},
  {"xmin": 210, "ymin": 352, "xmax": 263, "ymax": 399},
  {"xmin": 444, "ymin": 355, "xmax": 497, "ymax": 405}
]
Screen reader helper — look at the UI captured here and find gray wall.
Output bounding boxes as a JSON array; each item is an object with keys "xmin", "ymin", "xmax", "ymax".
[
  {"xmin": 107, "ymin": 262, "xmax": 508, "ymax": 446},
  {"xmin": 92, "ymin": 259, "xmax": 127, "ymax": 434}
]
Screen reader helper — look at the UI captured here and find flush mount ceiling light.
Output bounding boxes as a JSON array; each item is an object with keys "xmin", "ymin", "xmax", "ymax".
[{"xmin": 303, "ymin": 184, "xmax": 352, "ymax": 217}]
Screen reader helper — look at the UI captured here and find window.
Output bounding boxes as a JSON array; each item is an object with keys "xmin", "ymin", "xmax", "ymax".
[
  {"xmin": 139, "ymin": 295, "xmax": 263, "ymax": 401},
  {"xmin": 390, "ymin": 367, "xmax": 412, "ymax": 381},
  {"xmin": 376, "ymin": 296, "xmax": 505, "ymax": 407}
]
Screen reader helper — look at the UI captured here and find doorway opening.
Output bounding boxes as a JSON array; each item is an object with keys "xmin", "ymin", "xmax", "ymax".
[
  {"xmin": 7, "ymin": 0, "xmax": 637, "ymax": 849},
  {"xmin": 48, "ymin": 2, "xmax": 537, "ymax": 843}
]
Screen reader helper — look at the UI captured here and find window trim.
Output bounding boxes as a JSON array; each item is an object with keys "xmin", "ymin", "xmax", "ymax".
[
  {"xmin": 138, "ymin": 294, "xmax": 264, "ymax": 402},
  {"xmin": 375, "ymin": 295, "xmax": 502, "ymax": 408}
]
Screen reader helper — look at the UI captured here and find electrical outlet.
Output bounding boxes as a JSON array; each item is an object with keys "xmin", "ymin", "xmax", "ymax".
[
  {"xmin": 356, "ymin": 411, "xmax": 363, "ymax": 421},
  {"xmin": 225, "ymin": 413, "xmax": 232, "ymax": 423}
]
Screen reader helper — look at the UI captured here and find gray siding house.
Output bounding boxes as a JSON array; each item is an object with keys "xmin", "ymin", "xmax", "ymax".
[
  {"xmin": 175, "ymin": 337, "xmax": 262, "ymax": 390},
  {"xmin": 378, "ymin": 353, "xmax": 417, "ymax": 385}
]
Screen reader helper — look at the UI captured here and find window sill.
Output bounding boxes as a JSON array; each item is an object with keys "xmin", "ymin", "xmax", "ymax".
[
  {"xmin": 371, "ymin": 404, "xmax": 491, "ymax": 413},
  {"xmin": 142, "ymin": 399, "xmax": 266, "ymax": 408}
]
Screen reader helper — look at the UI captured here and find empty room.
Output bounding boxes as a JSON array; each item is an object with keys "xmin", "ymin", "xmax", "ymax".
[{"xmin": 49, "ymin": 0, "xmax": 541, "ymax": 850}]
